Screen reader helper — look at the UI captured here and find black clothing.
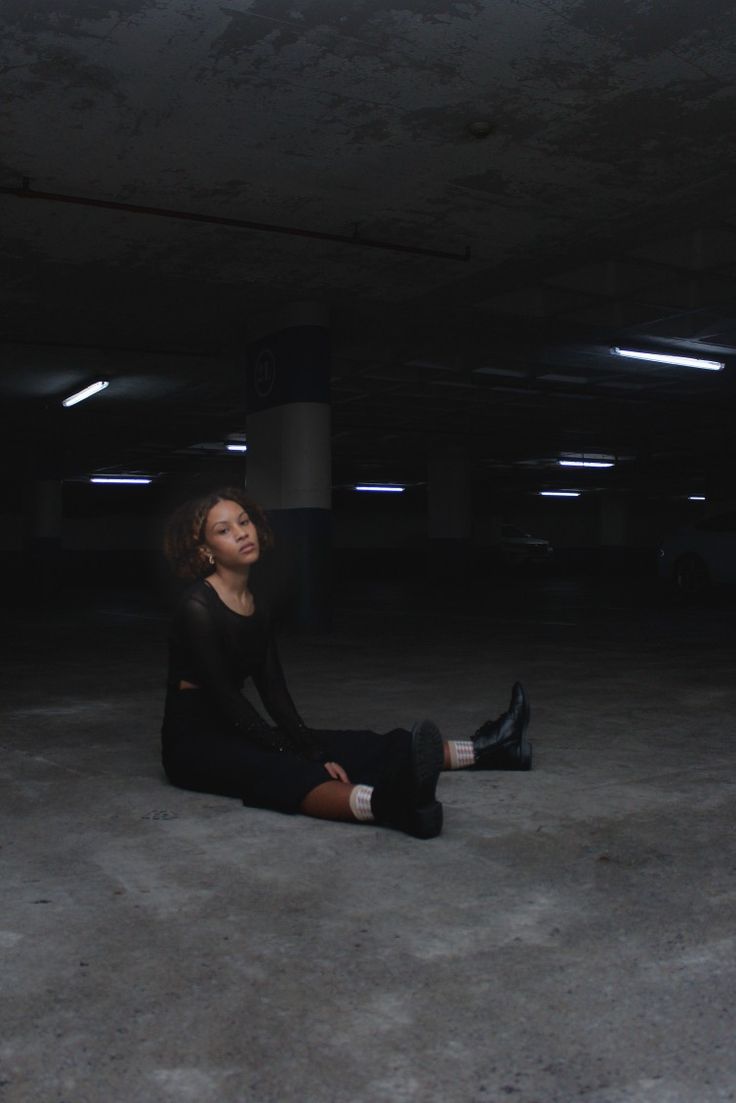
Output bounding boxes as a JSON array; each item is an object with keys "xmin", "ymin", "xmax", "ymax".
[
  {"xmin": 164, "ymin": 578, "xmax": 322, "ymax": 757},
  {"xmin": 161, "ymin": 579, "xmax": 411, "ymax": 812}
]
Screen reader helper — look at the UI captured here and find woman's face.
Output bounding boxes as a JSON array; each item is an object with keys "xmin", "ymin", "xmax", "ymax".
[{"xmin": 202, "ymin": 499, "xmax": 260, "ymax": 570}]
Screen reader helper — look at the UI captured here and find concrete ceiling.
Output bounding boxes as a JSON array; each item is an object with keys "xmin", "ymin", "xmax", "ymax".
[{"xmin": 3, "ymin": 0, "xmax": 736, "ymax": 499}]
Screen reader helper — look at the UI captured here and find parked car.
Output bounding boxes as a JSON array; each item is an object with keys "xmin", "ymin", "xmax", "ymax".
[
  {"xmin": 495, "ymin": 523, "xmax": 554, "ymax": 566},
  {"xmin": 658, "ymin": 507, "xmax": 736, "ymax": 596}
]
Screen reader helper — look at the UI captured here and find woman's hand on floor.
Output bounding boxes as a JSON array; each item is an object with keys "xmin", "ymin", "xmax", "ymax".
[{"xmin": 324, "ymin": 761, "xmax": 351, "ymax": 784}]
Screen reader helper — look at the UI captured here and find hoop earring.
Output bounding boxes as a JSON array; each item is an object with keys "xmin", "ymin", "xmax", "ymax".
[{"xmin": 207, "ymin": 553, "xmax": 215, "ymax": 566}]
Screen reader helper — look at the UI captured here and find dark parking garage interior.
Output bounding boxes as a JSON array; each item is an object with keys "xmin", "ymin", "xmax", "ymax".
[{"xmin": 3, "ymin": 3, "xmax": 736, "ymax": 1101}]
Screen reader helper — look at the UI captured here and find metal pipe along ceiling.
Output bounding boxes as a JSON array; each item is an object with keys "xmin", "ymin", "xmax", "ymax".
[{"xmin": 1, "ymin": 179, "xmax": 471, "ymax": 262}]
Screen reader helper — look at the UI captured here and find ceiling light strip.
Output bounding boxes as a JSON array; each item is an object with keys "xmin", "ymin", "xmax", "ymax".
[
  {"xmin": 62, "ymin": 380, "xmax": 109, "ymax": 407},
  {"xmin": 611, "ymin": 347, "xmax": 724, "ymax": 371},
  {"xmin": 354, "ymin": 484, "xmax": 405, "ymax": 493},
  {"xmin": 559, "ymin": 460, "xmax": 614, "ymax": 469},
  {"xmin": 91, "ymin": 476, "xmax": 152, "ymax": 485}
]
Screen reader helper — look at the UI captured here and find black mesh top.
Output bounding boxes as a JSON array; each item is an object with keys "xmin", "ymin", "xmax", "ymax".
[{"xmin": 166, "ymin": 579, "xmax": 323, "ymax": 758}]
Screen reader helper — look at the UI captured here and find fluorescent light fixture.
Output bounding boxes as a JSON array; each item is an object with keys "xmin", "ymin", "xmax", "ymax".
[
  {"xmin": 62, "ymin": 380, "xmax": 110, "ymax": 407},
  {"xmin": 354, "ymin": 484, "xmax": 405, "ymax": 493},
  {"xmin": 226, "ymin": 443, "xmax": 248, "ymax": 452},
  {"xmin": 559, "ymin": 460, "xmax": 614, "ymax": 469},
  {"xmin": 688, "ymin": 495, "xmax": 706, "ymax": 501},
  {"xmin": 91, "ymin": 476, "xmax": 152, "ymax": 485},
  {"xmin": 611, "ymin": 347, "xmax": 724, "ymax": 371},
  {"xmin": 540, "ymin": 491, "xmax": 581, "ymax": 498}
]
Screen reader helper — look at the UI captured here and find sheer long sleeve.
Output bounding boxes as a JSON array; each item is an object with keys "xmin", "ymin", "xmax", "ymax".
[
  {"xmin": 176, "ymin": 592, "xmax": 286, "ymax": 752},
  {"xmin": 252, "ymin": 631, "xmax": 325, "ymax": 761}
]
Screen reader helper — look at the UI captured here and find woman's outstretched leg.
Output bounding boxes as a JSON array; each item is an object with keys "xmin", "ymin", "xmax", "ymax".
[
  {"xmin": 442, "ymin": 684, "xmax": 532, "ymax": 771},
  {"xmin": 300, "ymin": 720, "xmax": 444, "ymax": 839},
  {"xmin": 300, "ymin": 781, "xmax": 367, "ymax": 822}
]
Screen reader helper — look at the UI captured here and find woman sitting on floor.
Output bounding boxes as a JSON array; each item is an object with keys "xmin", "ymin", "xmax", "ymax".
[{"xmin": 161, "ymin": 487, "xmax": 532, "ymax": 839}]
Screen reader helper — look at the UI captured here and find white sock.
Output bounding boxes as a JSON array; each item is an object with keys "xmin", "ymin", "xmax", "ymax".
[
  {"xmin": 447, "ymin": 740, "xmax": 476, "ymax": 769},
  {"xmin": 348, "ymin": 784, "xmax": 375, "ymax": 822}
]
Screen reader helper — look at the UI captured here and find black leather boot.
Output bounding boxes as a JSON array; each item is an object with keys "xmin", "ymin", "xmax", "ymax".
[
  {"xmin": 371, "ymin": 720, "xmax": 444, "ymax": 838},
  {"xmin": 470, "ymin": 682, "xmax": 532, "ymax": 770}
]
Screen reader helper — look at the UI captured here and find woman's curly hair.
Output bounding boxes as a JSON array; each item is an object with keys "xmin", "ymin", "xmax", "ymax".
[{"xmin": 163, "ymin": 487, "xmax": 274, "ymax": 580}]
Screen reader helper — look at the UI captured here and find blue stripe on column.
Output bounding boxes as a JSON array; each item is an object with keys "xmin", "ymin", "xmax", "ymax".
[
  {"xmin": 247, "ymin": 326, "xmax": 330, "ymax": 413},
  {"xmin": 256, "ymin": 508, "xmax": 332, "ymax": 630}
]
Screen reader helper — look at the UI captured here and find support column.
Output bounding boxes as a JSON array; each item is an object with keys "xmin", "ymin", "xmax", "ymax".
[
  {"xmin": 24, "ymin": 478, "xmax": 63, "ymax": 598},
  {"xmin": 427, "ymin": 450, "xmax": 472, "ymax": 584},
  {"xmin": 246, "ymin": 304, "xmax": 332, "ymax": 629},
  {"xmin": 598, "ymin": 491, "xmax": 631, "ymax": 571}
]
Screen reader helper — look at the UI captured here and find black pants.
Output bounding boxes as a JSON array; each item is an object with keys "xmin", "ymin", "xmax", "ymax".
[{"xmin": 161, "ymin": 689, "xmax": 413, "ymax": 813}]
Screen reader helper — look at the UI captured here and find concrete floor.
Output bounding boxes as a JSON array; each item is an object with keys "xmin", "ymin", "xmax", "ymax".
[{"xmin": 3, "ymin": 571, "xmax": 736, "ymax": 1103}]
